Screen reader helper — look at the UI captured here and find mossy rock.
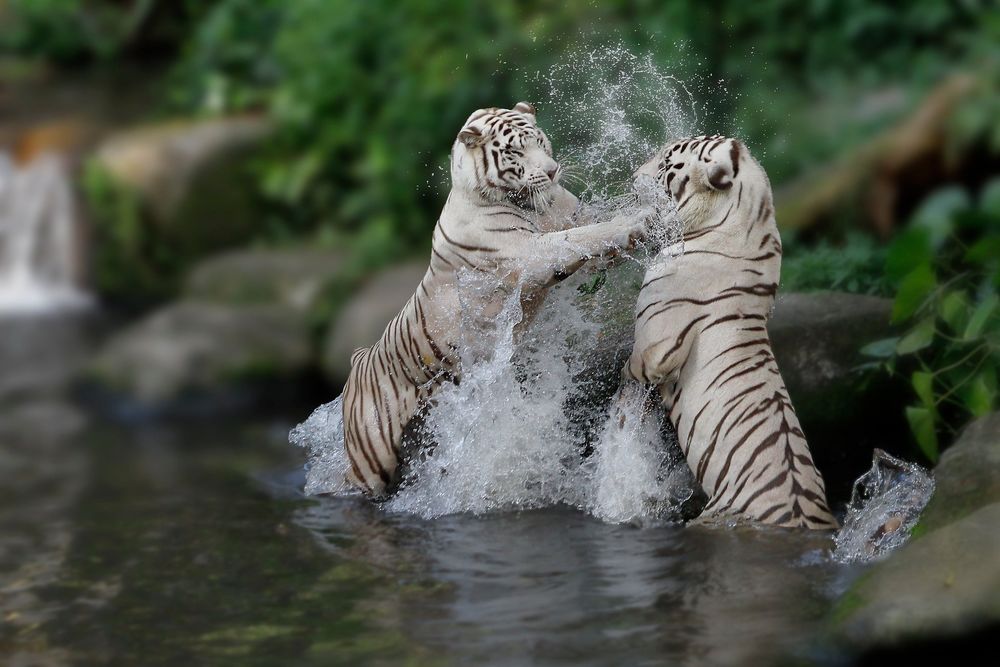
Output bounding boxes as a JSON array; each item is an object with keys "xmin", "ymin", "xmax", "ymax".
[
  {"xmin": 321, "ymin": 260, "xmax": 428, "ymax": 385},
  {"xmin": 184, "ymin": 247, "xmax": 346, "ymax": 311},
  {"xmin": 85, "ymin": 301, "xmax": 312, "ymax": 413},
  {"xmin": 831, "ymin": 413, "xmax": 1000, "ymax": 652},
  {"xmin": 832, "ymin": 502, "xmax": 1000, "ymax": 648},
  {"xmin": 916, "ymin": 413, "xmax": 1000, "ymax": 533},
  {"xmin": 83, "ymin": 117, "xmax": 271, "ymax": 305}
]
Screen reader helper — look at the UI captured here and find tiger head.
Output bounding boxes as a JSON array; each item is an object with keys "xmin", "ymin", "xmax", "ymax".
[
  {"xmin": 635, "ymin": 135, "xmax": 773, "ymax": 238},
  {"xmin": 451, "ymin": 102, "xmax": 561, "ymax": 209}
]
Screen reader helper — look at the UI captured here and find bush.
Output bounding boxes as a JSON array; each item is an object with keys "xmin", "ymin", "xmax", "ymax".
[
  {"xmin": 166, "ymin": 0, "xmax": 997, "ymax": 252},
  {"xmin": 862, "ymin": 180, "xmax": 1000, "ymax": 461}
]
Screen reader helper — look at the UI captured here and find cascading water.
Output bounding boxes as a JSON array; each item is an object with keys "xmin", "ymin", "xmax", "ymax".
[{"xmin": 0, "ymin": 152, "xmax": 90, "ymax": 314}]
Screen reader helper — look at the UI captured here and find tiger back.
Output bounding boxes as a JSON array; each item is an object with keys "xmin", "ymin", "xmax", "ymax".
[{"xmin": 624, "ymin": 135, "xmax": 837, "ymax": 529}]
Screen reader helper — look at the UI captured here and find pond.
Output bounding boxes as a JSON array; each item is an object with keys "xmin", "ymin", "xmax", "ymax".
[{"xmin": 1, "ymin": 314, "xmax": 865, "ymax": 666}]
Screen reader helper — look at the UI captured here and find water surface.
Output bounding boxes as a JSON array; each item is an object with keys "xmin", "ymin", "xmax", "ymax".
[{"xmin": 0, "ymin": 314, "xmax": 862, "ymax": 666}]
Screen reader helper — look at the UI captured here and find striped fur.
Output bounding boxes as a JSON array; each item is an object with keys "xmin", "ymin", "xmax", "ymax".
[
  {"xmin": 344, "ymin": 102, "xmax": 650, "ymax": 497},
  {"xmin": 623, "ymin": 135, "xmax": 837, "ymax": 529}
]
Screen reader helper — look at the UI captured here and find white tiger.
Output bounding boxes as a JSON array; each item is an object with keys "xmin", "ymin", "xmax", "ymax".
[
  {"xmin": 342, "ymin": 102, "xmax": 655, "ymax": 498},
  {"xmin": 619, "ymin": 135, "xmax": 837, "ymax": 529}
]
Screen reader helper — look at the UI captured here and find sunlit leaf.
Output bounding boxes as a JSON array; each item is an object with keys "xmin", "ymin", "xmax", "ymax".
[
  {"xmin": 905, "ymin": 406, "xmax": 939, "ymax": 463},
  {"xmin": 910, "ymin": 186, "xmax": 970, "ymax": 249},
  {"xmin": 962, "ymin": 372, "xmax": 995, "ymax": 417},
  {"xmin": 911, "ymin": 371, "xmax": 936, "ymax": 410},
  {"xmin": 860, "ymin": 337, "xmax": 900, "ymax": 358},
  {"xmin": 896, "ymin": 316, "xmax": 936, "ymax": 355},
  {"xmin": 892, "ymin": 265, "xmax": 936, "ymax": 323},
  {"xmin": 963, "ymin": 293, "xmax": 999, "ymax": 340},
  {"xmin": 938, "ymin": 291, "xmax": 971, "ymax": 334}
]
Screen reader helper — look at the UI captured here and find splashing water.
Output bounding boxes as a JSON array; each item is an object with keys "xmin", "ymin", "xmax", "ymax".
[
  {"xmin": 291, "ymin": 46, "xmax": 699, "ymax": 522},
  {"xmin": 587, "ymin": 381, "xmax": 697, "ymax": 524},
  {"xmin": 833, "ymin": 450, "xmax": 935, "ymax": 563},
  {"xmin": 289, "ymin": 395, "xmax": 353, "ymax": 496},
  {"xmin": 0, "ymin": 153, "xmax": 91, "ymax": 314},
  {"xmin": 538, "ymin": 44, "xmax": 697, "ymax": 204}
]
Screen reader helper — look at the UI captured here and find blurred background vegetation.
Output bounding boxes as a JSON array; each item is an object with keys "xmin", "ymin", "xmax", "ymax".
[{"xmin": 2, "ymin": 0, "xmax": 998, "ymax": 459}]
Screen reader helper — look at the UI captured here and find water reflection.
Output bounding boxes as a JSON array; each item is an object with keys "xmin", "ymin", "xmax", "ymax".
[
  {"xmin": 1, "ymin": 313, "xmax": 852, "ymax": 666},
  {"xmin": 295, "ymin": 496, "xmax": 840, "ymax": 666}
]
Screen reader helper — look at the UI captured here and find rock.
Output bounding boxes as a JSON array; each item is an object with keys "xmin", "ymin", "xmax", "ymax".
[
  {"xmin": 833, "ymin": 502, "xmax": 1000, "ymax": 648},
  {"xmin": 86, "ymin": 116, "xmax": 272, "ymax": 303},
  {"xmin": 86, "ymin": 301, "xmax": 311, "ymax": 414},
  {"xmin": 184, "ymin": 247, "xmax": 346, "ymax": 311},
  {"xmin": 93, "ymin": 116, "xmax": 270, "ymax": 222},
  {"xmin": 830, "ymin": 413, "xmax": 1000, "ymax": 653},
  {"xmin": 321, "ymin": 261, "xmax": 428, "ymax": 384},
  {"xmin": 769, "ymin": 291, "xmax": 907, "ymax": 501},
  {"xmin": 916, "ymin": 412, "xmax": 1000, "ymax": 533}
]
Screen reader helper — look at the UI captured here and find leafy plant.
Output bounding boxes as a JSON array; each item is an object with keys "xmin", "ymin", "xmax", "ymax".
[
  {"xmin": 780, "ymin": 233, "xmax": 889, "ymax": 295},
  {"xmin": 862, "ymin": 180, "xmax": 1000, "ymax": 462},
  {"xmin": 164, "ymin": 0, "xmax": 999, "ymax": 252}
]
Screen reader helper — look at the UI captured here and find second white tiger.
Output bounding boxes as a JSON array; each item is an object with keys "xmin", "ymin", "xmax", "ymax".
[{"xmin": 620, "ymin": 135, "xmax": 837, "ymax": 530}]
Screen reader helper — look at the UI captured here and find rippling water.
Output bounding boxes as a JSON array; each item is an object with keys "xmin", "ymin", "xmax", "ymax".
[
  {"xmin": 0, "ymin": 312, "xmax": 887, "ymax": 666},
  {"xmin": 1, "ymin": 426, "xmax": 849, "ymax": 666}
]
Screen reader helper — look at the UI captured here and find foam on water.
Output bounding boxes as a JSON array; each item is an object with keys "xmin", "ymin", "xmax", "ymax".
[{"xmin": 289, "ymin": 395, "xmax": 353, "ymax": 496}]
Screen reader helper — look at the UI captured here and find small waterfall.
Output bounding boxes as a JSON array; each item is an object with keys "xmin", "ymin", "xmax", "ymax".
[{"xmin": 0, "ymin": 152, "xmax": 90, "ymax": 314}]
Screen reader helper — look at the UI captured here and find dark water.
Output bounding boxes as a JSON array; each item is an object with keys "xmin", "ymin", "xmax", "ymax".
[{"xmin": 1, "ymin": 314, "xmax": 862, "ymax": 666}]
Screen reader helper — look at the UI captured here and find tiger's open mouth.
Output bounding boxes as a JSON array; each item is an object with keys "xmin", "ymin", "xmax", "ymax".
[{"xmin": 503, "ymin": 183, "xmax": 554, "ymax": 211}]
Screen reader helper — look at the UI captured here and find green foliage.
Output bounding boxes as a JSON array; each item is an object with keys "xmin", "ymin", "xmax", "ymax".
[
  {"xmin": 81, "ymin": 160, "xmax": 165, "ymax": 304},
  {"xmin": 0, "ymin": 0, "xmax": 178, "ymax": 62},
  {"xmin": 163, "ymin": 0, "xmax": 998, "ymax": 255},
  {"xmin": 780, "ymin": 233, "xmax": 889, "ymax": 295},
  {"xmin": 863, "ymin": 180, "xmax": 1000, "ymax": 462}
]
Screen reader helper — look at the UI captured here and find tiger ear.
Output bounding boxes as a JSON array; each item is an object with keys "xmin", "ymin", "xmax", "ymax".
[
  {"xmin": 705, "ymin": 162, "xmax": 733, "ymax": 191},
  {"xmin": 513, "ymin": 101, "xmax": 536, "ymax": 120},
  {"xmin": 458, "ymin": 126, "xmax": 485, "ymax": 148}
]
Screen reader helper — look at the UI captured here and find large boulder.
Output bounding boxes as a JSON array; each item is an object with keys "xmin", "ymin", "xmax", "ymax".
[
  {"xmin": 916, "ymin": 412, "xmax": 1000, "ymax": 533},
  {"xmin": 769, "ymin": 291, "xmax": 905, "ymax": 500},
  {"xmin": 86, "ymin": 301, "xmax": 311, "ymax": 415},
  {"xmin": 834, "ymin": 503, "xmax": 1000, "ymax": 648},
  {"xmin": 831, "ymin": 413, "xmax": 1000, "ymax": 652},
  {"xmin": 184, "ymin": 247, "xmax": 346, "ymax": 312},
  {"xmin": 85, "ymin": 116, "xmax": 271, "ymax": 304},
  {"xmin": 321, "ymin": 261, "xmax": 427, "ymax": 384}
]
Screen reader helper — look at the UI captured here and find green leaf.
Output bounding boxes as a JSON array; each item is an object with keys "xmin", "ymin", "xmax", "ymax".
[
  {"xmin": 885, "ymin": 228, "xmax": 932, "ymax": 284},
  {"xmin": 910, "ymin": 186, "xmax": 970, "ymax": 248},
  {"xmin": 896, "ymin": 316, "xmax": 936, "ymax": 355},
  {"xmin": 963, "ymin": 293, "xmax": 999, "ymax": 340},
  {"xmin": 911, "ymin": 371, "xmax": 936, "ymax": 410},
  {"xmin": 965, "ymin": 236, "xmax": 1000, "ymax": 264},
  {"xmin": 962, "ymin": 373, "xmax": 995, "ymax": 417},
  {"xmin": 979, "ymin": 177, "xmax": 1000, "ymax": 219},
  {"xmin": 860, "ymin": 337, "xmax": 900, "ymax": 358},
  {"xmin": 906, "ymin": 406, "xmax": 939, "ymax": 463},
  {"xmin": 938, "ymin": 291, "xmax": 971, "ymax": 334},
  {"xmin": 892, "ymin": 265, "xmax": 936, "ymax": 323}
]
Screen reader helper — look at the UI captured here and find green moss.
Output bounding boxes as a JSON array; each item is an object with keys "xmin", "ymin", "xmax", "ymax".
[
  {"xmin": 82, "ymin": 159, "xmax": 173, "ymax": 305},
  {"xmin": 828, "ymin": 577, "xmax": 870, "ymax": 626}
]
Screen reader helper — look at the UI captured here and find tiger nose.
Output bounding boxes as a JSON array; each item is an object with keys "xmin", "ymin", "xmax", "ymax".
[{"xmin": 546, "ymin": 165, "xmax": 559, "ymax": 181}]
